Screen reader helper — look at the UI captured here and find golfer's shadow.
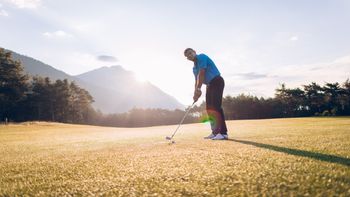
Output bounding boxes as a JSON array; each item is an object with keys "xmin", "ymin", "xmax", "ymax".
[{"xmin": 228, "ymin": 139, "xmax": 350, "ymax": 167}]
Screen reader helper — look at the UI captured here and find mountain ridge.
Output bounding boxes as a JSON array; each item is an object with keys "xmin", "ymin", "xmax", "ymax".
[{"xmin": 4, "ymin": 48, "xmax": 184, "ymax": 113}]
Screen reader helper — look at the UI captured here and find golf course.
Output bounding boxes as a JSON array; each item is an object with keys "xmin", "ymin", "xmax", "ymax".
[{"xmin": 0, "ymin": 117, "xmax": 349, "ymax": 196}]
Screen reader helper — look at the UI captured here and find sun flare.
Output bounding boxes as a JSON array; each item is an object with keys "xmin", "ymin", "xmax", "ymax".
[{"xmin": 134, "ymin": 73, "xmax": 147, "ymax": 83}]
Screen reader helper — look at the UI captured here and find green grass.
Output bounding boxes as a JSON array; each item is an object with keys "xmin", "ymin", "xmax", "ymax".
[{"xmin": 0, "ymin": 118, "xmax": 349, "ymax": 196}]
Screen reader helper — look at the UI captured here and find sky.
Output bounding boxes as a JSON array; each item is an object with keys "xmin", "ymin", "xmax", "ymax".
[{"xmin": 1, "ymin": 0, "xmax": 350, "ymax": 105}]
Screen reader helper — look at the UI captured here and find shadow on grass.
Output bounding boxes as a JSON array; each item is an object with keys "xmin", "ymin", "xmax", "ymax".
[{"xmin": 229, "ymin": 139, "xmax": 350, "ymax": 167}]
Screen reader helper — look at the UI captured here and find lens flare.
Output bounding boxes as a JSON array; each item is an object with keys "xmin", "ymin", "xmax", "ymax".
[{"xmin": 200, "ymin": 109, "xmax": 222, "ymax": 132}]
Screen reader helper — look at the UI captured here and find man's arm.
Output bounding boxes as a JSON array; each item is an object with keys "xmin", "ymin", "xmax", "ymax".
[
  {"xmin": 196, "ymin": 69, "xmax": 206, "ymax": 90},
  {"xmin": 193, "ymin": 69, "xmax": 205, "ymax": 102}
]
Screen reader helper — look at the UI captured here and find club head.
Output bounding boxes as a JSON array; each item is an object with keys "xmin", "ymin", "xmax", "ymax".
[{"xmin": 165, "ymin": 136, "xmax": 172, "ymax": 140}]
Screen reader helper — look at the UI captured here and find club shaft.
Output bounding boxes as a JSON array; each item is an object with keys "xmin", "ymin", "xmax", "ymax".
[{"xmin": 170, "ymin": 103, "xmax": 195, "ymax": 138}]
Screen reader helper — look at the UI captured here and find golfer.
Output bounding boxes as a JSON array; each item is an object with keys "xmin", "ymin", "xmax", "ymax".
[{"xmin": 184, "ymin": 48, "xmax": 228, "ymax": 140}]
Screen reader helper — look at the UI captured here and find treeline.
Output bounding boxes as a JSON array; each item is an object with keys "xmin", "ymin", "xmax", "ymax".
[
  {"xmin": 1, "ymin": 48, "xmax": 349, "ymax": 127},
  {"xmin": 190, "ymin": 80, "xmax": 350, "ymax": 120}
]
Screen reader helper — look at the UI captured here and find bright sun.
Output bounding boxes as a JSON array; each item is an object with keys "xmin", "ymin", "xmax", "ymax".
[{"xmin": 134, "ymin": 73, "xmax": 147, "ymax": 83}]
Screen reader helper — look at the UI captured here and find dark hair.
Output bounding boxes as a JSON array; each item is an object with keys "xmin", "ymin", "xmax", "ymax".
[{"xmin": 184, "ymin": 48, "xmax": 194, "ymax": 56}]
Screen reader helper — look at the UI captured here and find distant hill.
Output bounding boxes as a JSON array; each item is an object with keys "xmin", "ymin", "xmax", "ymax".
[
  {"xmin": 9, "ymin": 50, "xmax": 75, "ymax": 81},
  {"xmin": 5, "ymin": 48, "xmax": 184, "ymax": 113},
  {"xmin": 76, "ymin": 66, "xmax": 184, "ymax": 113}
]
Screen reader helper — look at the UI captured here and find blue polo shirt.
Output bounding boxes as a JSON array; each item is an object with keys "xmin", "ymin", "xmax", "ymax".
[{"xmin": 193, "ymin": 54, "xmax": 221, "ymax": 85}]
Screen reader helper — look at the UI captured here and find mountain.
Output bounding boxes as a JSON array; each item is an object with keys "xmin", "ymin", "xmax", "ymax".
[
  {"xmin": 75, "ymin": 66, "xmax": 184, "ymax": 113},
  {"xmin": 5, "ymin": 48, "xmax": 184, "ymax": 113},
  {"xmin": 8, "ymin": 49, "xmax": 75, "ymax": 82}
]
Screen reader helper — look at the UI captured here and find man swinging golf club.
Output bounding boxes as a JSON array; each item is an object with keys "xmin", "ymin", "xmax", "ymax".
[{"xmin": 184, "ymin": 48, "xmax": 228, "ymax": 140}]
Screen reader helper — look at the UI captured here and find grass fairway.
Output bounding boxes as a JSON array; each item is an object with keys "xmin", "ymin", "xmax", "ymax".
[{"xmin": 0, "ymin": 117, "xmax": 349, "ymax": 196}]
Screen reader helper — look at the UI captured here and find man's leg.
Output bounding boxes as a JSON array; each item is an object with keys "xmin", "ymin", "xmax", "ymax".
[
  {"xmin": 218, "ymin": 108, "xmax": 228, "ymax": 135},
  {"xmin": 210, "ymin": 77, "xmax": 227, "ymax": 135},
  {"xmin": 206, "ymin": 85, "xmax": 218, "ymax": 135}
]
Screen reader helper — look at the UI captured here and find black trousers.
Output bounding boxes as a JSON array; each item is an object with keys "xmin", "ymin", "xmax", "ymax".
[{"xmin": 206, "ymin": 76, "xmax": 228, "ymax": 135}]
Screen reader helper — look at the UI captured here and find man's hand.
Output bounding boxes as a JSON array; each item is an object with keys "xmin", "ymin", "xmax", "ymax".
[{"xmin": 193, "ymin": 89, "xmax": 202, "ymax": 102}]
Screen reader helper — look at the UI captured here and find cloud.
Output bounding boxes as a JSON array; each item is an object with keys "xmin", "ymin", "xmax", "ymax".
[
  {"xmin": 97, "ymin": 55, "xmax": 118, "ymax": 62},
  {"xmin": 229, "ymin": 72, "xmax": 270, "ymax": 80},
  {"xmin": 5, "ymin": 0, "xmax": 41, "ymax": 9},
  {"xmin": 45, "ymin": 52, "xmax": 112, "ymax": 75},
  {"xmin": 43, "ymin": 30, "xmax": 72, "ymax": 39},
  {"xmin": 0, "ymin": 3, "xmax": 8, "ymax": 16},
  {"xmin": 290, "ymin": 36, "xmax": 299, "ymax": 41},
  {"xmin": 268, "ymin": 55, "xmax": 350, "ymax": 89},
  {"xmin": 0, "ymin": 9, "xmax": 8, "ymax": 16},
  {"xmin": 334, "ymin": 55, "xmax": 350, "ymax": 64},
  {"xmin": 223, "ymin": 55, "xmax": 350, "ymax": 98}
]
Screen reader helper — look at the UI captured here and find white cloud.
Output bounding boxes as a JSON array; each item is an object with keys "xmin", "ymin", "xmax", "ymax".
[
  {"xmin": 72, "ymin": 23, "xmax": 95, "ymax": 32},
  {"xmin": 229, "ymin": 72, "xmax": 271, "ymax": 80},
  {"xmin": 43, "ymin": 30, "xmax": 73, "ymax": 39},
  {"xmin": 266, "ymin": 55, "xmax": 350, "ymax": 92},
  {"xmin": 0, "ymin": 9, "xmax": 8, "ymax": 16},
  {"xmin": 5, "ymin": 0, "xmax": 41, "ymax": 9},
  {"xmin": 274, "ymin": 55, "xmax": 350, "ymax": 80},
  {"xmin": 334, "ymin": 55, "xmax": 350, "ymax": 64},
  {"xmin": 0, "ymin": 3, "xmax": 8, "ymax": 16},
  {"xmin": 290, "ymin": 36, "xmax": 299, "ymax": 41},
  {"xmin": 224, "ymin": 54, "xmax": 350, "ymax": 98}
]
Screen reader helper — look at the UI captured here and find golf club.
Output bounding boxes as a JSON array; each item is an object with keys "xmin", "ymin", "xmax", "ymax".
[{"xmin": 166, "ymin": 101, "xmax": 196, "ymax": 143}]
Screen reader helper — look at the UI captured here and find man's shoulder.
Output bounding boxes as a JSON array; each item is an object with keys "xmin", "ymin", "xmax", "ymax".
[{"xmin": 197, "ymin": 53, "xmax": 209, "ymax": 60}]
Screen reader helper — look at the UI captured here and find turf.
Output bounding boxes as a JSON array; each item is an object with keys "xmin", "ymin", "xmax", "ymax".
[{"xmin": 0, "ymin": 117, "xmax": 349, "ymax": 196}]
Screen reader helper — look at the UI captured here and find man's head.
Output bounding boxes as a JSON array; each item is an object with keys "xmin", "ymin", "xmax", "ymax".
[{"xmin": 184, "ymin": 48, "xmax": 196, "ymax": 62}]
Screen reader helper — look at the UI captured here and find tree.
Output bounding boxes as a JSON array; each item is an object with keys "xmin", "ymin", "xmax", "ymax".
[
  {"xmin": 30, "ymin": 77, "xmax": 55, "ymax": 121},
  {"xmin": 338, "ymin": 79, "xmax": 350, "ymax": 115},
  {"xmin": 0, "ymin": 48, "xmax": 28, "ymax": 121},
  {"xmin": 323, "ymin": 82, "xmax": 342, "ymax": 115},
  {"xmin": 275, "ymin": 84, "xmax": 307, "ymax": 117},
  {"xmin": 68, "ymin": 82, "xmax": 94, "ymax": 123},
  {"xmin": 53, "ymin": 79, "xmax": 71, "ymax": 122},
  {"xmin": 303, "ymin": 82, "xmax": 325, "ymax": 115}
]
